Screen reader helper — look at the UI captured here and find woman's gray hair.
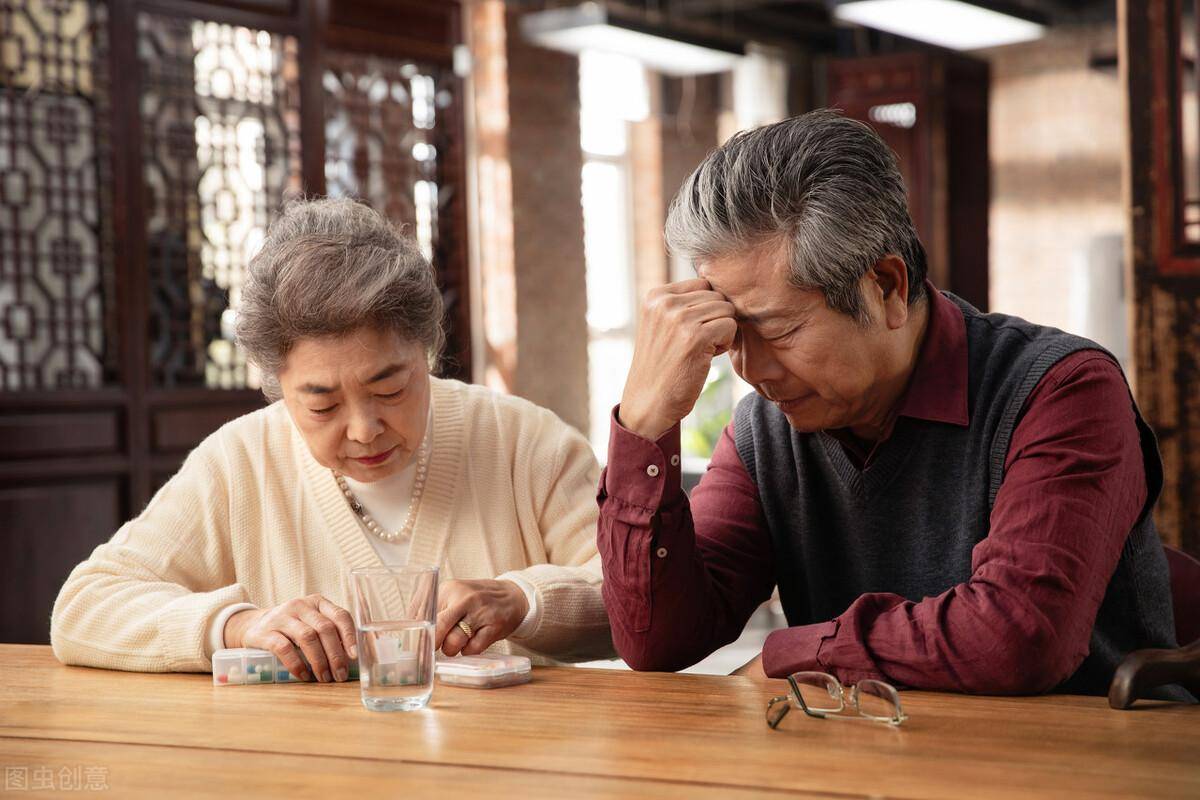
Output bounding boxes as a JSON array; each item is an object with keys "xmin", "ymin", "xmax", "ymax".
[
  {"xmin": 665, "ymin": 109, "xmax": 927, "ymax": 323},
  {"xmin": 237, "ymin": 197, "xmax": 445, "ymax": 401}
]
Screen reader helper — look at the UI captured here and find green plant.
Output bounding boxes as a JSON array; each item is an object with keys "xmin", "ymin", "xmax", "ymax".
[{"xmin": 681, "ymin": 367, "xmax": 733, "ymax": 460}]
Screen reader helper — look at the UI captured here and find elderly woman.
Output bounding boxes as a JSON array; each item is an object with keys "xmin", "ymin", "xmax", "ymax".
[{"xmin": 51, "ymin": 198, "xmax": 611, "ymax": 683}]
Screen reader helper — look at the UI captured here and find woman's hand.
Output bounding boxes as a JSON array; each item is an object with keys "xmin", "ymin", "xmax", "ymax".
[
  {"xmin": 223, "ymin": 594, "xmax": 358, "ymax": 682},
  {"xmin": 435, "ymin": 579, "xmax": 529, "ymax": 657}
]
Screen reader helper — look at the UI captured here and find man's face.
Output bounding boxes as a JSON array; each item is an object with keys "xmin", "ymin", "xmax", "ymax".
[
  {"xmin": 278, "ymin": 328, "xmax": 431, "ymax": 483},
  {"xmin": 700, "ymin": 243, "xmax": 895, "ymax": 433}
]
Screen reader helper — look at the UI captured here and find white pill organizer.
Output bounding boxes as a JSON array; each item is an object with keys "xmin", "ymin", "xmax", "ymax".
[
  {"xmin": 212, "ymin": 647, "xmax": 359, "ymax": 686},
  {"xmin": 213, "ymin": 648, "xmax": 527, "ymax": 688},
  {"xmin": 435, "ymin": 654, "xmax": 532, "ymax": 688}
]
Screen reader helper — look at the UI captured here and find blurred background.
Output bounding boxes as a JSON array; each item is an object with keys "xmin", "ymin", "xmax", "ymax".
[{"xmin": 1, "ymin": 0, "xmax": 1197, "ymax": 667}]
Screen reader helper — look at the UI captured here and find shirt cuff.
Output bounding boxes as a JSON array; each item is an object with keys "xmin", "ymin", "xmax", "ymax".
[
  {"xmin": 497, "ymin": 572, "xmax": 542, "ymax": 640},
  {"xmin": 761, "ymin": 620, "xmax": 838, "ymax": 678},
  {"xmin": 603, "ymin": 404, "xmax": 683, "ymax": 512},
  {"xmin": 207, "ymin": 602, "xmax": 258, "ymax": 658}
]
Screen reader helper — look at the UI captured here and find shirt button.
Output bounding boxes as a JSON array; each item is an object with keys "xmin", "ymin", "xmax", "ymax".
[
  {"xmin": 646, "ymin": 464, "xmax": 660, "ymax": 477},
  {"xmin": 670, "ymin": 454, "xmax": 680, "ymax": 467},
  {"xmin": 656, "ymin": 547, "xmax": 668, "ymax": 558}
]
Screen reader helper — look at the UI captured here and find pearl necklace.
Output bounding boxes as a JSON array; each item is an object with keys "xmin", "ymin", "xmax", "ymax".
[{"xmin": 334, "ymin": 433, "xmax": 430, "ymax": 543}]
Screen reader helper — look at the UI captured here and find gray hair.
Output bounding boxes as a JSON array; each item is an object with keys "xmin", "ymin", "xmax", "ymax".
[
  {"xmin": 665, "ymin": 109, "xmax": 927, "ymax": 323},
  {"xmin": 237, "ymin": 197, "xmax": 445, "ymax": 401}
]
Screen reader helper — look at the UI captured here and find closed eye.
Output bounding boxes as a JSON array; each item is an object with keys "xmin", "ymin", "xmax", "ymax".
[
  {"xmin": 378, "ymin": 390, "xmax": 404, "ymax": 399},
  {"xmin": 765, "ymin": 326, "xmax": 799, "ymax": 342},
  {"xmin": 311, "ymin": 404, "xmax": 338, "ymax": 415}
]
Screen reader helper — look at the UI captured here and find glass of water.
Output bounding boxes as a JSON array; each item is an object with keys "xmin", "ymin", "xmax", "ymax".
[{"xmin": 350, "ymin": 565, "xmax": 438, "ymax": 712}]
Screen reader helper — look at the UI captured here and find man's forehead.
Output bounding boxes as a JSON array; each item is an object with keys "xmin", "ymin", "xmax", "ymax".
[
  {"xmin": 698, "ymin": 252, "xmax": 816, "ymax": 321},
  {"xmin": 698, "ymin": 239, "xmax": 789, "ymax": 283},
  {"xmin": 697, "ymin": 256, "xmax": 759, "ymax": 299}
]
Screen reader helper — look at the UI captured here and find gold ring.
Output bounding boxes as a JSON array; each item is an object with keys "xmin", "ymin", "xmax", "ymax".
[{"xmin": 457, "ymin": 619, "xmax": 473, "ymax": 638}]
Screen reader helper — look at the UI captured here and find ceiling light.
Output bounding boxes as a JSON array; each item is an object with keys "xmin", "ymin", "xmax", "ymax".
[
  {"xmin": 520, "ymin": 2, "xmax": 744, "ymax": 76},
  {"xmin": 831, "ymin": 0, "xmax": 1047, "ymax": 50}
]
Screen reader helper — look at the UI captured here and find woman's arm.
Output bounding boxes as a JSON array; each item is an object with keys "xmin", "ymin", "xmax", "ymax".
[
  {"xmin": 502, "ymin": 413, "xmax": 614, "ymax": 662},
  {"xmin": 50, "ymin": 439, "xmax": 247, "ymax": 672}
]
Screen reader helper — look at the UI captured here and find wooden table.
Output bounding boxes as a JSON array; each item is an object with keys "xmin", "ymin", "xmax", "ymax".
[{"xmin": 1, "ymin": 645, "xmax": 1197, "ymax": 798}]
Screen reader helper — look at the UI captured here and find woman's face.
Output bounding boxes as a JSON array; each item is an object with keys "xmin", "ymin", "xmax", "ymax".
[{"xmin": 277, "ymin": 328, "xmax": 431, "ymax": 483}]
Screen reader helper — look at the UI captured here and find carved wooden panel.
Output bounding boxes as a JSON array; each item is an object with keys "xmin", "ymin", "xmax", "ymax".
[
  {"xmin": 139, "ymin": 12, "xmax": 302, "ymax": 389},
  {"xmin": 1155, "ymin": 0, "xmax": 1200, "ymax": 274},
  {"xmin": 0, "ymin": 0, "xmax": 115, "ymax": 390},
  {"xmin": 322, "ymin": 48, "xmax": 470, "ymax": 376},
  {"xmin": 1128, "ymin": 0, "xmax": 1200, "ymax": 558}
]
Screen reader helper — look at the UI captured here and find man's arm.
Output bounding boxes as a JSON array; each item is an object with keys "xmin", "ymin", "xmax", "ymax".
[
  {"xmin": 599, "ymin": 414, "xmax": 775, "ymax": 671},
  {"xmin": 761, "ymin": 351, "xmax": 1148, "ymax": 693}
]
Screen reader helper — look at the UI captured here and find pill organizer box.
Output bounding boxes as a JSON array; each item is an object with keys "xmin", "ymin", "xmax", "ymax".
[
  {"xmin": 435, "ymin": 654, "xmax": 532, "ymax": 688},
  {"xmin": 212, "ymin": 648, "xmax": 360, "ymax": 686}
]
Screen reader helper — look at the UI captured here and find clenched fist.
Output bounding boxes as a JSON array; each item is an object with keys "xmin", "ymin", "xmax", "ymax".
[{"xmin": 619, "ymin": 279, "xmax": 738, "ymax": 440}]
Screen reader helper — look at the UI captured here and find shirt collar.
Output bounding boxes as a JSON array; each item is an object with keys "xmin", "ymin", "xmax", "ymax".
[{"xmin": 895, "ymin": 281, "xmax": 969, "ymax": 427}]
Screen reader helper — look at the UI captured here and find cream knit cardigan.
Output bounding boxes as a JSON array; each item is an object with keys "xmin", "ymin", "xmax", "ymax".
[{"xmin": 51, "ymin": 377, "xmax": 613, "ymax": 672}]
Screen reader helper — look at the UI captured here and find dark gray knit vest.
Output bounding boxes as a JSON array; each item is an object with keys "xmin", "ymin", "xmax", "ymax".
[{"xmin": 734, "ymin": 292, "xmax": 1183, "ymax": 697}]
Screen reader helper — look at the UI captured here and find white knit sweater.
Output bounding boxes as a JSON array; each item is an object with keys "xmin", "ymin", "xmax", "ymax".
[{"xmin": 51, "ymin": 378, "xmax": 613, "ymax": 672}]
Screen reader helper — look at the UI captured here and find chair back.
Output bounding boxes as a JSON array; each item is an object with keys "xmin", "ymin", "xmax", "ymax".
[
  {"xmin": 1166, "ymin": 545, "xmax": 1200, "ymax": 646},
  {"xmin": 1107, "ymin": 545, "xmax": 1200, "ymax": 708}
]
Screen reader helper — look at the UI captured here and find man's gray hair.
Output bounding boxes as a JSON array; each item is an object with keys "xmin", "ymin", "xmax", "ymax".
[
  {"xmin": 237, "ymin": 197, "xmax": 445, "ymax": 401},
  {"xmin": 665, "ymin": 109, "xmax": 927, "ymax": 322}
]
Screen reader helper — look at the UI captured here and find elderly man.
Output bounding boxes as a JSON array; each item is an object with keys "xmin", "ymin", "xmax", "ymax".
[{"xmin": 598, "ymin": 109, "xmax": 1186, "ymax": 697}]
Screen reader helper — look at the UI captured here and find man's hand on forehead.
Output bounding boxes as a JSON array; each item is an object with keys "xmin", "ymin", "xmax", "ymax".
[{"xmin": 618, "ymin": 279, "xmax": 738, "ymax": 441}]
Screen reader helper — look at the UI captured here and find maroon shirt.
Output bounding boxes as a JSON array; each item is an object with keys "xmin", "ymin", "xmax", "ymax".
[{"xmin": 597, "ymin": 289, "xmax": 1147, "ymax": 690}]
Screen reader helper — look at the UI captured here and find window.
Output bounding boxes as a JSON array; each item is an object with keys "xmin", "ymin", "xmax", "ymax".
[{"xmin": 579, "ymin": 51, "xmax": 645, "ymax": 456}]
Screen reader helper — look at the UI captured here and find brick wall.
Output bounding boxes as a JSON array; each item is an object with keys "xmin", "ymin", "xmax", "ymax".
[
  {"xmin": 661, "ymin": 75, "xmax": 722, "ymax": 282},
  {"xmin": 468, "ymin": 0, "xmax": 518, "ymax": 394},
  {"xmin": 630, "ymin": 107, "xmax": 667, "ymax": 304},
  {"xmin": 982, "ymin": 23, "xmax": 1126, "ymax": 351},
  {"xmin": 466, "ymin": 3, "xmax": 590, "ymax": 434},
  {"xmin": 505, "ymin": 9, "xmax": 590, "ymax": 434}
]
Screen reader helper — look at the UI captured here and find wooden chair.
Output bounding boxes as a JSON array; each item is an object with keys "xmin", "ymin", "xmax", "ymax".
[{"xmin": 1108, "ymin": 545, "xmax": 1200, "ymax": 708}]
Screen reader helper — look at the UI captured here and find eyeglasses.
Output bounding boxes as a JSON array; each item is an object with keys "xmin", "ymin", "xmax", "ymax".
[{"xmin": 766, "ymin": 671, "xmax": 907, "ymax": 728}]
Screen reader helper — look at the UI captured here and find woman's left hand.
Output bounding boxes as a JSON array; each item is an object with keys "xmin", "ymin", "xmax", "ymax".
[{"xmin": 435, "ymin": 579, "xmax": 529, "ymax": 657}]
